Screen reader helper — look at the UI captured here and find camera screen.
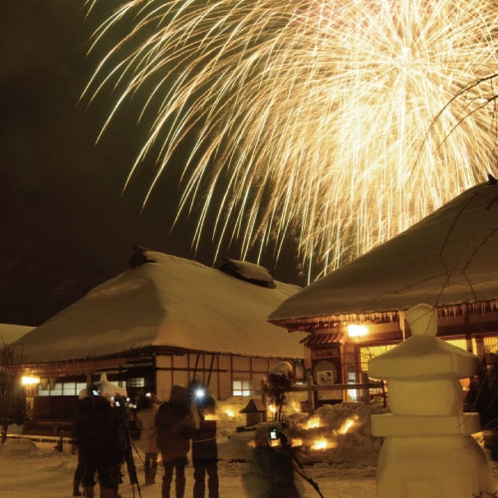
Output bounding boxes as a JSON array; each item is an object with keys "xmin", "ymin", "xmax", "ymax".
[{"xmin": 269, "ymin": 428, "xmax": 278, "ymax": 440}]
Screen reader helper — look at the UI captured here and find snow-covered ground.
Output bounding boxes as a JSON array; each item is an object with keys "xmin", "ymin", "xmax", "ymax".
[{"xmin": 2, "ymin": 397, "xmax": 498, "ymax": 498}]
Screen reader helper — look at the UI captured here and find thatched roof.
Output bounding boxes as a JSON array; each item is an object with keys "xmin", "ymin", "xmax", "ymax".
[
  {"xmin": 269, "ymin": 178, "xmax": 498, "ymax": 328},
  {"xmin": 16, "ymin": 251, "xmax": 306, "ymax": 362}
]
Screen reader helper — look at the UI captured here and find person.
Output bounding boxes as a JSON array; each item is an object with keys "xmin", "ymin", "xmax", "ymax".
[
  {"xmin": 72, "ymin": 393, "xmax": 87, "ymax": 496},
  {"xmin": 75, "ymin": 385, "xmax": 123, "ymax": 498},
  {"xmin": 242, "ymin": 424, "xmax": 302, "ymax": 498},
  {"xmin": 156, "ymin": 385, "xmax": 196, "ymax": 498},
  {"xmin": 111, "ymin": 395, "xmax": 129, "ymax": 498},
  {"xmin": 136, "ymin": 393, "xmax": 160, "ymax": 485},
  {"xmin": 192, "ymin": 395, "xmax": 219, "ymax": 498},
  {"xmin": 474, "ymin": 361, "xmax": 498, "ymax": 461},
  {"xmin": 72, "ymin": 449, "xmax": 84, "ymax": 496}
]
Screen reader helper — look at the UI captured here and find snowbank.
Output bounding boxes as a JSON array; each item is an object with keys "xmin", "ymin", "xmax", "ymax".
[{"xmin": 216, "ymin": 397, "xmax": 388, "ymax": 466}]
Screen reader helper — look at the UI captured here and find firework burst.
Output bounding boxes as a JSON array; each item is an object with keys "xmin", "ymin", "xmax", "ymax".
[{"xmin": 83, "ymin": 0, "xmax": 498, "ymax": 281}]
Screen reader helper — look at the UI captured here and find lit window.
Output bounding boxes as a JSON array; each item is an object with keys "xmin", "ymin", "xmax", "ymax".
[
  {"xmin": 127, "ymin": 378, "xmax": 145, "ymax": 388},
  {"xmin": 233, "ymin": 380, "xmax": 251, "ymax": 396},
  {"xmin": 51, "ymin": 383, "xmax": 63, "ymax": 396}
]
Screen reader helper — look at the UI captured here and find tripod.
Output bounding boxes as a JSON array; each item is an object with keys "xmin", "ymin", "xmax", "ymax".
[
  {"xmin": 280, "ymin": 433, "xmax": 325, "ymax": 498},
  {"xmin": 123, "ymin": 426, "xmax": 142, "ymax": 498}
]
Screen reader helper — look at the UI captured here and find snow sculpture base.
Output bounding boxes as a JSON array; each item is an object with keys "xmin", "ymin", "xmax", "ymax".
[
  {"xmin": 376, "ymin": 436, "xmax": 495, "ymax": 498},
  {"xmin": 369, "ymin": 304, "xmax": 496, "ymax": 498},
  {"xmin": 371, "ymin": 412, "xmax": 480, "ymax": 436}
]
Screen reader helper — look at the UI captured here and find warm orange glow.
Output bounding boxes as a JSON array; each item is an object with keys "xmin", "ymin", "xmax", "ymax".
[
  {"xmin": 268, "ymin": 404, "xmax": 277, "ymax": 414},
  {"xmin": 223, "ymin": 409, "xmax": 235, "ymax": 418},
  {"xmin": 306, "ymin": 416, "xmax": 321, "ymax": 429},
  {"xmin": 338, "ymin": 417, "xmax": 356, "ymax": 435},
  {"xmin": 204, "ymin": 414, "xmax": 219, "ymax": 421},
  {"xmin": 311, "ymin": 437, "xmax": 329, "ymax": 450},
  {"xmin": 21, "ymin": 376, "xmax": 40, "ymax": 386},
  {"xmin": 347, "ymin": 324, "xmax": 369, "ymax": 338}
]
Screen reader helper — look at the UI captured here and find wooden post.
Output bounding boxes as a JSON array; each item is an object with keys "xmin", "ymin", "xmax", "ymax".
[
  {"xmin": 260, "ymin": 379, "xmax": 268, "ymax": 422},
  {"xmin": 361, "ymin": 371, "xmax": 370, "ymax": 402},
  {"xmin": 307, "ymin": 375, "xmax": 315, "ymax": 414}
]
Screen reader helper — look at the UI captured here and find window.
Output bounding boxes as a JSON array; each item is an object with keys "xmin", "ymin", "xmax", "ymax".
[
  {"xmin": 360, "ymin": 345, "xmax": 397, "ymax": 373},
  {"xmin": 126, "ymin": 377, "xmax": 145, "ymax": 388},
  {"xmin": 38, "ymin": 381, "xmax": 91, "ymax": 397},
  {"xmin": 233, "ymin": 380, "xmax": 251, "ymax": 397}
]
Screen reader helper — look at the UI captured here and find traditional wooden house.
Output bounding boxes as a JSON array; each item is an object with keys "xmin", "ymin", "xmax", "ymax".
[
  {"xmin": 269, "ymin": 178, "xmax": 498, "ymax": 406},
  {"xmin": 13, "ymin": 250, "xmax": 307, "ymax": 423}
]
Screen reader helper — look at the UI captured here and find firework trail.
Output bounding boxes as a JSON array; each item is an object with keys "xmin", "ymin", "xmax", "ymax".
[{"xmin": 83, "ymin": 0, "xmax": 498, "ymax": 281}]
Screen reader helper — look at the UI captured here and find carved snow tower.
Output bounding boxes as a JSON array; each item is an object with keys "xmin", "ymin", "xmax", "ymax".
[{"xmin": 369, "ymin": 303, "xmax": 495, "ymax": 498}]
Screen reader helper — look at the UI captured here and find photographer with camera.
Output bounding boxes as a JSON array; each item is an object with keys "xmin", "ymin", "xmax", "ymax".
[
  {"xmin": 156, "ymin": 385, "xmax": 196, "ymax": 498},
  {"xmin": 191, "ymin": 388, "xmax": 219, "ymax": 498},
  {"xmin": 75, "ymin": 386, "xmax": 123, "ymax": 498},
  {"xmin": 136, "ymin": 392, "xmax": 160, "ymax": 485},
  {"xmin": 242, "ymin": 423, "xmax": 302, "ymax": 498}
]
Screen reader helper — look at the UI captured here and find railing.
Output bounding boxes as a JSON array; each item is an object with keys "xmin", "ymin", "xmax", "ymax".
[
  {"xmin": 18, "ymin": 421, "xmax": 77, "ymax": 451},
  {"xmin": 290, "ymin": 374, "xmax": 386, "ymax": 413}
]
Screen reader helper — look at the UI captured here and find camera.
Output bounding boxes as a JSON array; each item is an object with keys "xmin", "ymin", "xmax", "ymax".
[{"xmin": 269, "ymin": 427, "xmax": 279, "ymax": 441}]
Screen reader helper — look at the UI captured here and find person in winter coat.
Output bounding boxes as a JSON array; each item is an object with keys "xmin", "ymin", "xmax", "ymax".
[
  {"xmin": 242, "ymin": 424, "xmax": 302, "ymax": 498},
  {"xmin": 75, "ymin": 386, "xmax": 122, "ymax": 498},
  {"xmin": 192, "ymin": 396, "xmax": 219, "ymax": 498},
  {"xmin": 473, "ymin": 361, "xmax": 498, "ymax": 461},
  {"xmin": 72, "ymin": 389, "xmax": 93, "ymax": 496},
  {"xmin": 136, "ymin": 393, "xmax": 160, "ymax": 485},
  {"xmin": 155, "ymin": 385, "xmax": 196, "ymax": 498}
]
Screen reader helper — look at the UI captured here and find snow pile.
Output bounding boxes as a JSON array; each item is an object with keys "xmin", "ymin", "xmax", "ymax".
[
  {"xmin": 216, "ymin": 398, "xmax": 388, "ymax": 467},
  {"xmin": 0, "ymin": 438, "xmax": 39, "ymax": 458},
  {"xmin": 0, "ymin": 324, "xmax": 34, "ymax": 344},
  {"xmin": 290, "ymin": 402, "xmax": 388, "ymax": 466}
]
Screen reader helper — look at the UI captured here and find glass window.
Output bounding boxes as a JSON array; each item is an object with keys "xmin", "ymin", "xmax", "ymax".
[
  {"xmin": 51, "ymin": 383, "xmax": 63, "ymax": 396},
  {"xmin": 233, "ymin": 380, "xmax": 251, "ymax": 396},
  {"xmin": 127, "ymin": 378, "xmax": 145, "ymax": 388}
]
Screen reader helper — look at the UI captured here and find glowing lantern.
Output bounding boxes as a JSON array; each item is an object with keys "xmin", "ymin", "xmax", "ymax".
[
  {"xmin": 338, "ymin": 417, "xmax": 356, "ymax": 435},
  {"xmin": 21, "ymin": 375, "xmax": 40, "ymax": 386},
  {"xmin": 347, "ymin": 324, "xmax": 369, "ymax": 339},
  {"xmin": 306, "ymin": 416, "xmax": 321, "ymax": 429},
  {"xmin": 311, "ymin": 437, "xmax": 329, "ymax": 450}
]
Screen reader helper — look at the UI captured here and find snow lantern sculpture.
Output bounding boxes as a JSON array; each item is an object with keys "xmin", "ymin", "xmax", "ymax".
[
  {"xmin": 96, "ymin": 372, "xmax": 128, "ymax": 401},
  {"xmin": 369, "ymin": 303, "xmax": 496, "ymax": 498}
]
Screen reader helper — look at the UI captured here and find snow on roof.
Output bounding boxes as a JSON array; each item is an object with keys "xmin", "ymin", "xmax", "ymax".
[
  {"xmin": 16, "ymin": 251, "xmax": 307, "ymax": 362},
  {"xmin": 0, "ymin": 324, "xmax": 34, "ymax": 344},
  {"xmin": 219, "ymin": 257, "xmax": 276, "ymax": 288},
  {"xmin": 269, "ymin": 179, "xmax": 498, "ymax": 326}
]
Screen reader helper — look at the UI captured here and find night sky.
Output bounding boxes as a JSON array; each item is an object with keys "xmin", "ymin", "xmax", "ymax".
[{"xmin": 0, "ymin": 0, "xmax": 303, "ymax": 326}]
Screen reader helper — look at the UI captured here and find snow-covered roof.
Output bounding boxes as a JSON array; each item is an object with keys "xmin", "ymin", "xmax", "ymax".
[
  {"xmin": 16, "ymin": 251, "xmax": 307, "ymax": 362},
  {"xmin": 0, "ymin": 324, "xmax": 34, "ymax": 344},
  {"xmin": 269, "ymin": 179, "xmax": 498, "ymax": 327}
]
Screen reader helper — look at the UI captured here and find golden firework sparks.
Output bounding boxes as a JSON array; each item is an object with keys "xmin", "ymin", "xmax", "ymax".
[{"xmin": 83, "ymin": 0, "xmax": 498, "ymax": 280}]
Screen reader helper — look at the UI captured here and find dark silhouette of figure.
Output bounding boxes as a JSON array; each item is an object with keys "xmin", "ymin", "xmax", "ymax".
[
  {"xmin": 473, "ymin": 361, "xmax": 498, "ymax": 461},
  {"xmin": 192, "ymin": 396, "xmax": 219, "ymax": 498},
  {"xmin": 156, "ymin": 385, "xmax": 195, "ymax": 498},
  {"xmin": 75, "ymin": 386, "xmax": 123, "ymax": 498},
  {"xmin": 243, "ymin": 424, "xmax": 302, "ymax": 498}
]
